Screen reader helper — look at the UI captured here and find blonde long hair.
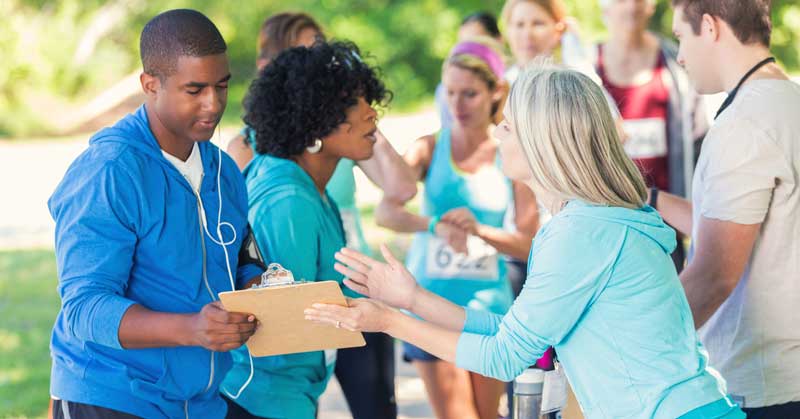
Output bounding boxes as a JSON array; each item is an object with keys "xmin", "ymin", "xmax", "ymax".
[{"xmin": 508, "ymin": 62, "xmax": 647, "ymax": 210}]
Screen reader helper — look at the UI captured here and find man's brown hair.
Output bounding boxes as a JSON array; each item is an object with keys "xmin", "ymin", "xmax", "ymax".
[
  {"xmin": 672, "ymin": 0, "xmax": 772, "ymax": 47},
  {"xmin": 257, "ymin": 12, "xmax": 324, "ymax": 64}
]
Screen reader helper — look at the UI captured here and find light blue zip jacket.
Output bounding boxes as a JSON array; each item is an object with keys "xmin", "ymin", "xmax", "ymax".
[
  {"xmin": 456, "ymin": 201, "xmax": 733, "ymax": 419},
  {"xmin": 47, "ymin": 105, "xmax": 262, "ymax": 418}
]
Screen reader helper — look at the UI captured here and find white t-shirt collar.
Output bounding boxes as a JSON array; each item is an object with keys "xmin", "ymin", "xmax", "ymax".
[{"xmin": 161, "ymin": 142, "xmax": 204, "ymax": 193}]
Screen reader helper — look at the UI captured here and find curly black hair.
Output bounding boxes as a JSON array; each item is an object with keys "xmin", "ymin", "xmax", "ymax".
[{"xmin": 244, "ymin": 41, "xmax": 392, "ymax": 158}]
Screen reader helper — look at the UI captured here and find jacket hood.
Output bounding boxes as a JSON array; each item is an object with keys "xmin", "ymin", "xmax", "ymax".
[
  {"xmin": 561, "ymin": 200, "xmax": 677, "ymax": 254},
  {"xmin": 89, "ymin": 104, "xmax": 220, "ymax": 181}
]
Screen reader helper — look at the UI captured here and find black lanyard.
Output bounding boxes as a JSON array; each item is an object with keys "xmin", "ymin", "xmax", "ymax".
[{"xmin": 715, "ymin": 56, "xmax": 776, "ymax": 119}]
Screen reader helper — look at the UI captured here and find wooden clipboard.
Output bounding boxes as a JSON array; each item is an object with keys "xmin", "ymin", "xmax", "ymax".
[{"xmin": 218, "ymin": 280, "xmax": 365, "ymax": 357}]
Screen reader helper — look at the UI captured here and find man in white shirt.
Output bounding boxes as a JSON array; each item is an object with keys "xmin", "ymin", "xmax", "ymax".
[{"xmin": 652, "ymin": 1, "xmax": 800, "ymax": 417}]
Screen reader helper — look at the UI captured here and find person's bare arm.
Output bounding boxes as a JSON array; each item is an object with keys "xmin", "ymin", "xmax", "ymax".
[
  {"xmin": 118, "ymin": 301, "xmax": 257, "ymax": 351},
  {"xmin": 226, "ymin": 133, "xmax": 255, "ymax": 171},
  {"xmin": 333, "ymin": 245, "xmax": 467, "ymax": 332},
  {"xmin": 356, "ymin": 129, "xmax": 417, "ymax": 202},
  {"xmin": 373, "ymin": 134, "xmax": 469, "ymax": 252},
  {"xmin": 653, "ymin": 190, "xmax": 694, "ymax": 236},
  {"xmin": 374, "ymin": 135, "xmax": 433, "ymax": 233},
  {"xmin": 475, "ymin": 182, "xmax": 538, "ymax": 261},
  {"xmin": 680, "ymin": 217, "xmax": 760, "ymax": 328}
]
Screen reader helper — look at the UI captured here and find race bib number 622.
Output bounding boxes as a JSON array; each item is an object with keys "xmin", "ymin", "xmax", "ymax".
[{"xmin": 425, "ymin": 236, "xmax": 498, "ymax": 280}]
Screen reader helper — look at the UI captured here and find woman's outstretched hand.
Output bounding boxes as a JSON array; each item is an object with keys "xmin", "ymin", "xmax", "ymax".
[
  {"xmin": 333, "ymin": 244, "xmax": 419, "ymax": 311},
  {"xmin": 305, "ymin": 297, "xmax": 395, "ymax": 333}
]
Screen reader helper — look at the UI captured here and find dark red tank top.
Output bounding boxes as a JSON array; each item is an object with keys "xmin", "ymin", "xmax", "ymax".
[{"xmin": 598, "ymin": 44, "xmax": 671, "ymax": 190}]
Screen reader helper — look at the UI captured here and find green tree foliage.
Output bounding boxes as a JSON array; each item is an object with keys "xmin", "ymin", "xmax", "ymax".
[{"xmin": 1, "ymin": 0, "xmax": 798, "ymax": 137}]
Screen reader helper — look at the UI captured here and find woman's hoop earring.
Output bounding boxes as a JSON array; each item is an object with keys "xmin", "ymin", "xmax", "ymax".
[{"xmin": 306, "ymin": 138, "xmax": 323, "ymax": 154}]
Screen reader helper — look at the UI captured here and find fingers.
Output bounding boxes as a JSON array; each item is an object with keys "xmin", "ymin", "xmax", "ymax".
[
  {"xmin": 343, "ymin": 278, "xmax": 370, "ymax": 296},
  {"xmin": 203, "ymin": 301, "xmax": 232, "ymax": 322},
  {"xmin": 311, "ymin": 302, "xmax": 352, "ymax": 317},
  {"xmin": 211, "ymin": 319, "xmax": 257, "ymax": 336},
  {"xmin": 307, "ymin": 316, "xmax": 359, "ymax": 332},
  {"xmin": 225, "ymin": 311, "xmax": 256, "ymax": 324},
  {"xmin": 212, "ymin": 333, "xmax": 255, "ymax": 352},
  {"xmin": 338, "ymin": 247, "xmax": 379, "ymax": 267},
  {"xmin": 200, "ymin": 326, "xmax": 257, "ymax": 352},
  {"xmin": 334, "ymin": 251, "xmax": 372, "ymax": 274},
  {"xmin": 379, "ymin": 244, "xmax": 402, "ymax": 269},
  {"xmin": 207, "ymin": 306, "xmax": 256, "ymax": 326},
  {"xmin": 334, "ymin": 263, "xmax": 368, "ymax": 283},
  {"xmin": 445, "ymin": 228, "xmax": 468, "ymax": 253},
  {"xmin": 442, "ymin": 208, "xmax": 473, "ymax": 223},
  {"xmin": 450, "ymin": 239, "xmax": 468, "ymax": 254},
  {"xmin": 304, "ymin": 304, "xmax": 360, "ymax": 332}
]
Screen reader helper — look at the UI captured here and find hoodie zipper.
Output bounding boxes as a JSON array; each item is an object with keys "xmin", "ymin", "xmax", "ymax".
[{"xmin": 188, "ymin": 173, "xmax": 217, "ymax": 415}]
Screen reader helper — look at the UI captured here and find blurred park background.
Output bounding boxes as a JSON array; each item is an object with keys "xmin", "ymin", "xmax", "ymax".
[
  {"xmin": 2, "ymin": 0, "xmax": 799, "ymax": 138},
  {"xmin": 1, "ymin": 0, "xmax": 799, "ymax": 417}
]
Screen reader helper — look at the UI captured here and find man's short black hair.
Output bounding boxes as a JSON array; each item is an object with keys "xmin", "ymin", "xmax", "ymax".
[{"xmin": 140, "ymin": 9, "xmax": 227, "ymax": 79}]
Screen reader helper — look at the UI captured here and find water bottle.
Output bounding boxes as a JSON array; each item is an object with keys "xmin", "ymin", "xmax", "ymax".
[{"xmin": 513, "ymin": 368, "xmax": 544, "ymax": 419}]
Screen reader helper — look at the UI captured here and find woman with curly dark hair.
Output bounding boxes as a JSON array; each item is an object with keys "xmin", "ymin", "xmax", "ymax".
[
  {"xmin": 219, "ymin": 41, "xmax": 391, "ymax": 419},
  {"xmin": 226, "ymin": 17, "xmax": 409, "ymax": 417}
]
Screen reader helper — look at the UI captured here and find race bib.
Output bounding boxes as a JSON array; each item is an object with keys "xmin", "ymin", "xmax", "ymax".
[
  {"xmin": 425, "ymin": 235, "xmax": 498, "ymax": 280},
  {"xmin": 622, "ymin": 118, "xmax": 668, "ymax": 159},
  {"xmin": 541, "ymin": 368, "xmax": 568, "ymax": 413}
]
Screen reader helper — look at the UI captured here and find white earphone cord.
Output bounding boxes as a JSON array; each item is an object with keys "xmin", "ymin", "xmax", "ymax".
[{"xmin": 199, "ymin": 126, "xmax": 254, "ymax": 400}]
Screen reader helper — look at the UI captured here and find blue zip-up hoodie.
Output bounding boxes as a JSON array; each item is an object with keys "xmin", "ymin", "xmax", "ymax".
[
  {"xmin": 48, "ymin": 105, "xmax": 263, "ymax": 418},
  {"xmin": 456, "ymin": 201, "xmax": 732, "ymax": 419}
]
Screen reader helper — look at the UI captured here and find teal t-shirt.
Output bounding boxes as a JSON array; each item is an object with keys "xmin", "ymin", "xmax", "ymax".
[
  {"xmin": 244, "ymin": 126, "xmax": 371, "ymax": 261},
  {"xmin": 221, "ymin": 154, "xmax": 346, "ymax": 419},
  {"xmin": 327, "ymin": 158, "xmax": 373, "ymax": 260}
]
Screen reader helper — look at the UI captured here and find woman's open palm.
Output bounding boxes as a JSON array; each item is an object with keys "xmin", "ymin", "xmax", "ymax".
[{"xmin": 333, "ymin": 244, "xmax": 419, "ymax": 310}]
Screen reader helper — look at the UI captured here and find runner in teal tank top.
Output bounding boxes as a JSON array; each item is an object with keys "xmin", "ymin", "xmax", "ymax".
[{"xmin": 405, "ymin": 127, "xmax": 513, "ymax": 314}]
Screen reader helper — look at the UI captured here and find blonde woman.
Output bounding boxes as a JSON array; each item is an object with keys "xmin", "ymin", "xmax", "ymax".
[
  {"xmin": 306, "ymin": 65, "xmax": 745, "ymax": 419},
  {"xmin": 374, "ymin": 37, "xmax": 538, "ymax": 419}
]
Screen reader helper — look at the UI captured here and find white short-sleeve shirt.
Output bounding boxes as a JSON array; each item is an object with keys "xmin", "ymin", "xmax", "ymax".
[
  {"xmin": 161, "ymin": 142, "xmax": 204, "ymax": 193},
  {"xmin": 691, "ymin": 79, "xmax": 800, "ymax": 408}
]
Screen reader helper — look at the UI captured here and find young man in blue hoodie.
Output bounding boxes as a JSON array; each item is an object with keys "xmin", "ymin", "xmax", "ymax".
[{"xmin": 48, "ymin": 9, "xmax": 263, "ymax": 418}]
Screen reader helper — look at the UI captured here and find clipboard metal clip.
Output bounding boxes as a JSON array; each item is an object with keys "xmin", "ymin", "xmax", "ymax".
[{"xmin": 253, "ymin": 263, "xmax": 296, "ymax": 288}]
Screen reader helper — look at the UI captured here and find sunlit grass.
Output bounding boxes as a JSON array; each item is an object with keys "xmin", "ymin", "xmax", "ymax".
[{"xmin": 0, "ymin": 249, "xmax": 58, "ymax": 418}]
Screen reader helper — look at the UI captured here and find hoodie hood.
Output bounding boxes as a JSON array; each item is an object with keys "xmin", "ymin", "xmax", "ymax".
[
  {"xmin": 89, "ymin": 104, "xmax": 221, "ymax": 190},
  {"xmin": 560, "ymin": 200, "xmax": 677, "ymax": 254},
  {"xmin": 243, "ymin": 153, "xmax": 320, "ymax": 204}
]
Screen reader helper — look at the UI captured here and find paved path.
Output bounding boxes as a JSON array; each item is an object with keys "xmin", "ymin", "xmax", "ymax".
[{"xmin": 319, "ymin": 341, "xmax": 437, "ymax": 419}]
